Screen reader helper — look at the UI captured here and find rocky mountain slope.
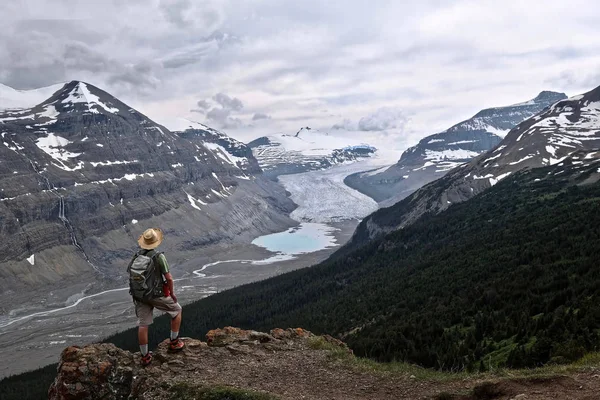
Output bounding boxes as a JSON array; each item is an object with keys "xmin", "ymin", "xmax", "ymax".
[
  {"xmin": 248, "ymin": 127, "xmax": 376, "ymax": 179},
  {"xmin": 345, "ymin": 91, "xmax": 566, "ymax": 205},
  {"xmin": 351, "ymin": 85, "xmax": 599, "ymax": 244},
  {"xmin": 168, "ymin": 118, "xmax": 261, "ymax": 176},
  {"xmin": 0, "ymin": 81, "xmax": 294, "ymax": 299},
  {"xmin": 45, "ymin": 327, "xmax": 600, "ymax": 400}
]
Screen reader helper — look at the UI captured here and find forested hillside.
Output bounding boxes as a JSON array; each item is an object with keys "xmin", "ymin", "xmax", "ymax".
[
  {"xmin": 104, "ymin": 155, "xmax": 600, "ymax": 370},
  {"xmin": 5, "ymin": 155, "xmax": 600, "ymax": 398}
]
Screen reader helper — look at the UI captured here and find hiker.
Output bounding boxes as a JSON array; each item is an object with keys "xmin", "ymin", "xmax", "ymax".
[{"xmin": 128, "ymin": 227, "xmax": 185, "ymax": 366}]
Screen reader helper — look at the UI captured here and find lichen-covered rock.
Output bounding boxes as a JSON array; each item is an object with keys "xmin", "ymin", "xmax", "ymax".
[
  {"xmin": 270, "ymin": 327, "xmax": 312, "ymax": 340},
  {"xmin": 206, "ymin": 326, "xmax": 278, "ymax": 347},
  {"xmin": 48, "ymin": 344, "xmax": 133, "ymax": 400}
]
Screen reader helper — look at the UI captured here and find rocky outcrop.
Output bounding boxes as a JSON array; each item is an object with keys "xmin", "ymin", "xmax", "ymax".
[
  {"xmin": 46, "ymin": 327, "xmax": 600, "ymax": 400},
  {"xmin": 48, "ymin": 327, "xmax": 351, "ymax": 400}
]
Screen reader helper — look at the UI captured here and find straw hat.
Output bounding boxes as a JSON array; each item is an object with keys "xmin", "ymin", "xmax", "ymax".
[{"xmin": 138, "ymin": 228, "xmax": 164, "ymax": 249}]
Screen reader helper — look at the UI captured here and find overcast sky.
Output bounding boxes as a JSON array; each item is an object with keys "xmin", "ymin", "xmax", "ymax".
[{"xmin": 2, "ymin": 0, "xmax": 600, "ymax": 155}]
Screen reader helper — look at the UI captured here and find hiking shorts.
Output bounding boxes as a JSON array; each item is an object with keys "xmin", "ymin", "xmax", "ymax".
[{"xmin": 134, "ymin": 297, "xmax": 182, "ymax": 326}]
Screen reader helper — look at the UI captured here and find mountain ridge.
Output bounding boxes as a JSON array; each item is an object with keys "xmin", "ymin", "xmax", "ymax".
[
  {"xmin": 348, "ymin": 86, "xmax": 599, "ymax": 245},
  {"xmin": 0, "ymin": 80, "xmax": 294, "ymax": 298},
  {"xmin": 248, "ymin": 126, "xmax": 377, "ymax": 179},
  {"xmin": 345, "ymin": 90, "xmax": 567, "ymax": 204}
]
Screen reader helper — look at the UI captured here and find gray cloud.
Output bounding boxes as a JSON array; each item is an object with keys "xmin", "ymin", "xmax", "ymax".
[
  {"xmin": 107, "ymin": 61, "xmax": 160, "ymax": 94},
  {"xmin": 1, "ymin": 0, "xmax": 600, "ymax": 147},
  {"xmin": 545, "ymin": 69, "xmax": 600, "ymax": 92},
  {"xmin": 213, "ymin": 93, "xmax": 243, "ymax": 111},
  {"xmin": 332, "ymin": 108, "xmax": 408, "ymax": 132},
  {"xmin": 331, "ymin": 119, "xmax": 356, "ymax": 130},
  {"xmin": 206, "ymin": 107, "xmax": 243, "ymax": 128},
  {"xmin": 197, "ymin": 100, "xmax": 211, "ymax": 109},
  {"xmin": 190, "ymin": 99, "xmax": 212, "ymax": 113},
  {"xmin": 252, "ymin": 112, "xmax": 271, "ymax": 121},
  {"xmin": 358, "ymin": 108, "xmax": 408, "ymax": 132},
  {"xmin": 195, "ymin": 92, "xmax": 246, "ymax": 128},
  {"xmin": 159, "ymin": 0, "xmax": 193, "ymax": 27}
]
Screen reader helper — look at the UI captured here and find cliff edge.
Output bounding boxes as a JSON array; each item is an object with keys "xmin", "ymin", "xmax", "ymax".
[{"xmin": 47, "ymin": 327, "xmax": 600, "ymax": 400}]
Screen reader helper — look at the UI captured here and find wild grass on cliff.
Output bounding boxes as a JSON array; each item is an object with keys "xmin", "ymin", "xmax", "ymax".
[
  {"xmin": 170, "ymin": 383, "xmax": 280, "ymax": 400},
  {"xmin": 308, "ymin": 336, "xmax": 600, "ymax": 383}
]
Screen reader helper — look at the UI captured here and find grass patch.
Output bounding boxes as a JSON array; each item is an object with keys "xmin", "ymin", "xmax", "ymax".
[
  {"xmin": 481, "ymin": 352, "xmax": 600, "ymax": 381},
  {"xmin": 307, "ymin": 336, "xmax": 468, "ymax": 382},
  {"xmin": 170, "ymin": 383, "xmax": 280, "ymax": 400},
  {"xmin": 308, "ymin": 337, "xmax": 600, "ymax": 384},
  {"xmin": 484, "ymin": 338, "xmax": 517, "ymax": 369}
]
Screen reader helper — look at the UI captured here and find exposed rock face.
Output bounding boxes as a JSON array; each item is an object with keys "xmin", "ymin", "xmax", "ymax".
[
  {"xmin": 48, "ymin": 327, "xmax": 351, "ymax": 400},
  {"xmin": 345, "ymin": 91, "xmax": 567, "ymax": 205},
  {"xmin": 176, "ymin": 122, "xmax": 261, "ymax": 175},
  {"xmin": 349, "ymin": 85, "xmax": 600, "ymax": 246},
  {"xmin": 0, "ymin": 81, "xmax": 294, "ymax": 294},
  {"xmin": 248, "ymin": 127, "xmax": 376, "ymax": 179}
]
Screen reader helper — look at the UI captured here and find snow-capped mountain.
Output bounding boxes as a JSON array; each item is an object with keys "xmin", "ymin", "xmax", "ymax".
[
  {"xmin": 0, "ymin": 82, "xmax": 66, "ymax": 111},
  {"xmin": 350, "ymin": 84, "xmax": 600, "ymax": 245},
  {"xmin": 0, "ymin": 81, "xmax": 293, "ymax": 294},
  {"xmin": 345, "ymin": 91, "xmax": 567, "ymax": 204},
  {"xmin": 248, "ymin": 127, "xmax": 377, "ymax": 178},
  {"xmin": 174, "ymin": 119, "xmax": 261, "ymax": 175}
]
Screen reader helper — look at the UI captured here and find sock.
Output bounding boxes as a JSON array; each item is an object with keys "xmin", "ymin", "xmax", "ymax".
[
  {"xmin": 170, "ymin": 331, "xmax": 179, "ymax": 341},
  {"xmin": 140, "ymin": 344, "xmax": 148, "ymax": 356}
]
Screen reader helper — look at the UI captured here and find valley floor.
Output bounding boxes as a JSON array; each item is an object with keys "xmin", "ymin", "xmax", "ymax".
[{"xmin": 0, "ymin": 220, "xmax": 358, "ymax": 378}]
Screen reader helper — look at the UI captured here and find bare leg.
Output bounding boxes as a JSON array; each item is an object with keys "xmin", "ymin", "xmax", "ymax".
[
  {"xmin": 171, "ymin": 311, "xmax": 182, "ymax": 333},
  {"xmin": 138, "ymin": 325, "xmax": 149, "ymax": 346}
]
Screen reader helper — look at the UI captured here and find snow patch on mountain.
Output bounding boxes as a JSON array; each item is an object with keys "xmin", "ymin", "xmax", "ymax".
[
  {"xmin": 203, "ymin": 142, "xmax": 249, "ymax": 169},
  {"xmin": 160, "ymin": 117, "xmax": 209, "ymax": 133},
  {"xmin": 424, "ymin": 149, "xmax": 480, "ymax": 161},
  {"xmin": 0, "ymin": 82, "xmax": 65, "ymax": 111},
  {"xmin": 249, "ymin": 127, "xmax": 377, "ymax": 177},
  {"xmin": 36, "ymin": 133, "xmax": 83, "ymax": 171},
  {"xmin": 61, "ymin": 82, "xmax": 120, "ymax": 114},
  {"xmin": 263, "ymin": 127, "xmax": 373, "ymax": 157}
]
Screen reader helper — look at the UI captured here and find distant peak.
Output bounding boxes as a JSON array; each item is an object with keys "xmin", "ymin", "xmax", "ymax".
[
  {"xmin": 581, "ymin": 83, "xmax": 600, "ymax": 102},
  {"xmin": 295, "ymin": 126, "xmax": 312, "ymax": 137},
  {"xmin": 502, "ymin": 90, "xmax": 567, "ymax": 108},
  {"xmin": 49, "ymin": 81, "xmax": 121, "ymax": 114},
  {"xmin": 533, "ymin": 90, "xmax": 567, "ymax": 102},
  {"xmin": 294, "ymin": 126, "xmax": 329, "ymax": 138}
]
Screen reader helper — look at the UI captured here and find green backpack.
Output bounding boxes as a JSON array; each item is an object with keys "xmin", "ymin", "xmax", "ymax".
[{"xmin": 127, "ymin": 250, "xmax": 164, "ymax": 301}]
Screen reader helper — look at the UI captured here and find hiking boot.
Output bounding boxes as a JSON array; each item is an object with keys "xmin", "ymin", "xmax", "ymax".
[
  {"xmin": 169, "ymin": 338, "xmax": 185, "ymax": 352},
  {"xmin": 140, "ymin": 351, "xmax": 153, "ymax": 366}
]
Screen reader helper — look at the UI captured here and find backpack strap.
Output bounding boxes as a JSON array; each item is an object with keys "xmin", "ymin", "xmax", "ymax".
[{"xmin": 126, "ymin": 252, "xmax": 138, "ymax": 273}]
